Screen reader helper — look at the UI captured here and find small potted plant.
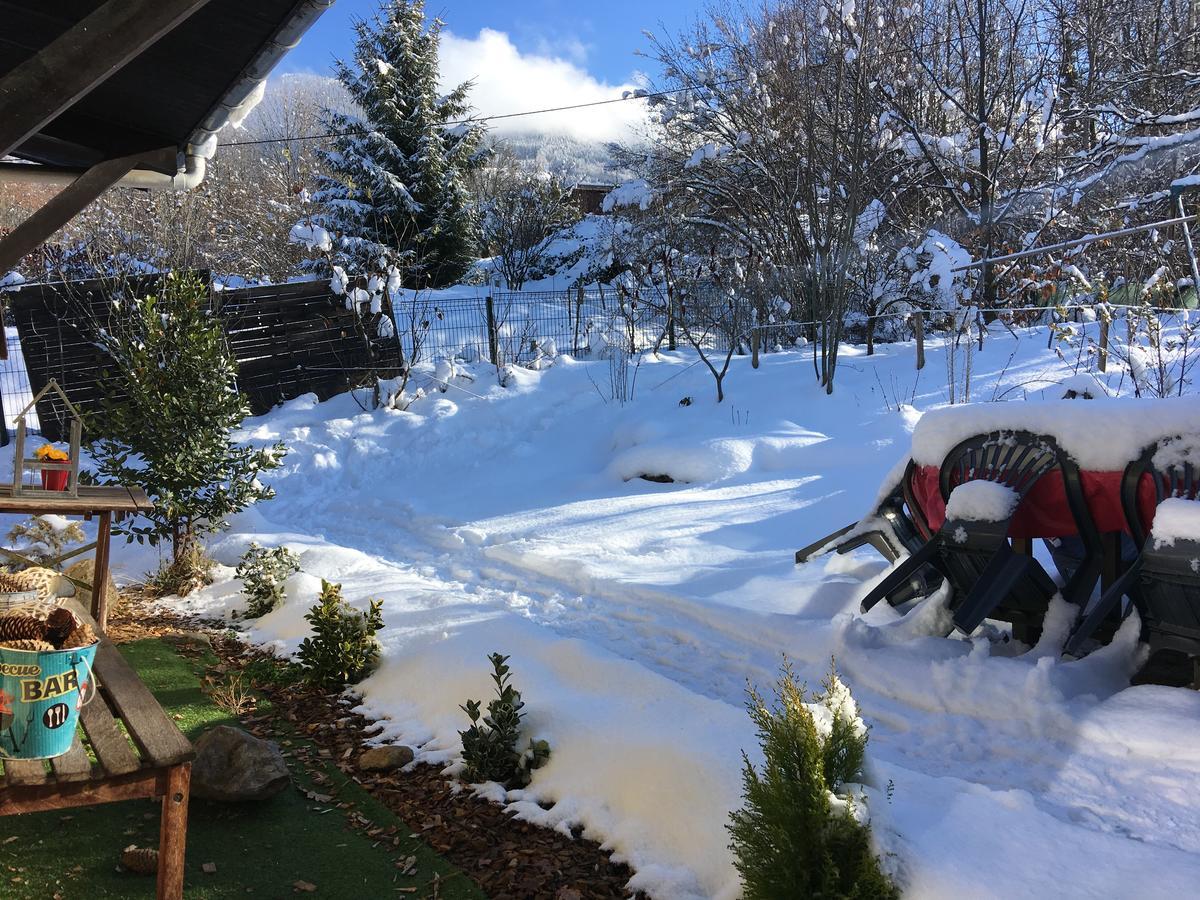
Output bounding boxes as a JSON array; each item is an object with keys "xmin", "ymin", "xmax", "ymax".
[{"xmin": 34, "ymin": 444, "xmax": 71, "ymax": 491}]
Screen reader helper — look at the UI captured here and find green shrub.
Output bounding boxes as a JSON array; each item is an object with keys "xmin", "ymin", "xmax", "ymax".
[
  {"xmin": 459, "ymin": 652, "xmax": 550, "ymax": 787},
  {"xmin": 236, "ymin": 543, "xmax": 301, "ymax": 618},
  {"xmin": 88, "ymin": 272, "xmax": 286, "ymax": 592},
  {"xmin": 296, "ymin": 580, "xmax": 384, "ymax": 689},
  {"xmin": 728, "ymin": 661, "xmax": 898, "ymax": 900}
]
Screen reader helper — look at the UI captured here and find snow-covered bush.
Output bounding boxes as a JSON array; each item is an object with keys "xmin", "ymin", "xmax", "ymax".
[
  {"xmin": 459, "ymin": 652, "xmax": 551, "ymax": 788},
  {"xmin": 297, "ymin": 580, "xmax": 384, "ymax": 689},
  {"xmin": 728, "ymin": 661, "xmax": 897, "ymax": 899},
  {"xmin": 235, "ymin": 543, "xmax": 300, "ymax": 618},
  {"xmin": 476, "ymin": 153, "xmax": 580, "ymax": 290}
]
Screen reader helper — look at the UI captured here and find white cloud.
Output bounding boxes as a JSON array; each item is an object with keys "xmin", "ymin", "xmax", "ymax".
[{"xmin": 439, "ymin": 29, "xmax": 645, "ymax": 143}]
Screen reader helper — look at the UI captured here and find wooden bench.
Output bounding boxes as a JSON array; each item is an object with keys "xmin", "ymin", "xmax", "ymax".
[{"xmin": 0, "ymin": 600, "xmax": 194, "ymax": 898}]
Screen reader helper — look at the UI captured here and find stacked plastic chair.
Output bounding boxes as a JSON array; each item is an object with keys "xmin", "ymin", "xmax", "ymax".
[
  {"xmin": 1066, "ymin": 439, "xmax": 1200, "ymax": 667},
  {"xmin": 860, "ymin": 431, "xmax": 1102, "ymax": 639}
]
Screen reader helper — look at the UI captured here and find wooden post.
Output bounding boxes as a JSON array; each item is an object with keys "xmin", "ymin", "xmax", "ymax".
[
  {"xmin": 914, "ymin": 310, "xmax": 926, "ymax": 370},
  {"xmin": 157, "ymin": 763, "xmax": 192, "ymax": 900},
  {"xmin": 751, "ymin": 326, "xmax": 761, "ymax": 368},
  {"xmin": 92, "ymin": 511, "xmax": 112, "ymax": 631},
  {"xmin": 1098, "ymin": 316, "xmax": 1109, "ymax": 373},
  {"xmin": 484, "ymin": 296, "xmax": 499, "ymax": 367}
]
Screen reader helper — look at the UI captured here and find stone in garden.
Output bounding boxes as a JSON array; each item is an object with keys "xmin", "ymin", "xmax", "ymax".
[
  {"xmin": 358, "ymin": 744, "xmax": 414, "ymax": 772},
  {"xmin": 64, "ymin": 558, "xmax": 119, "ymax": 608},
  {"xmin": 191, "ymin": 725, "xmax": 290, "ymax": 801},
  {"xmin": 163, "ymin": 630, "xmax": 212, "ymax": 649}
]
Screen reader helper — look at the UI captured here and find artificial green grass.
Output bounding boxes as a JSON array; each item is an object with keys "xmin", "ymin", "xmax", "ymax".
[{"xmin": 1, "ymin": 639, "xmax": 481, "ymax": 899}]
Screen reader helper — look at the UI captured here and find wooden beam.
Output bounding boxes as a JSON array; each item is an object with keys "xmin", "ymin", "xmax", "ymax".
[
  {"xmin": 0, "ymin": 154, "xmax": 147, "ymax": 275},
  {"xmin": 0, "ymin": 0, "xmax": 213, "ymax": 159}
]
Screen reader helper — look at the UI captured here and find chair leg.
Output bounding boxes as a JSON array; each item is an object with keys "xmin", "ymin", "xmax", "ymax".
[
  {"xmin": 863, "ymin": 531, "xmax": 901, "ymax": 563},
  {"xmin": 860, "ymin": 538, "xmax": 942, "ymax": 613},
  {"xmin": 952, "ymin": 545, "xmax": 1043, "ymax": 635},
  {"xmin": 157, "ymin": 762, "xmax": 191, "ymax": 900},
  {"xmin": 795, "ymin": 522, "xmax": 857, "ymax": 564},
  {"xmin": 1064, "ymin": 562, "xmax": 1141, "ymax": 657}
]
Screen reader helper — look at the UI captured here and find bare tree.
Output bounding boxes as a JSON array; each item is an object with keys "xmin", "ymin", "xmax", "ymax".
[{"xmin": 475, "ymin": 149, "xmax": 580, "ymax": 290}]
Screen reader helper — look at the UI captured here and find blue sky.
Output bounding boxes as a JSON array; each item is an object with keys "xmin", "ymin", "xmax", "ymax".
[
  {"xmin": 279, "ymin": 1, "xmax": 694, "ymax": 140},
  {"xmin": 284, "ymin": 1, "xmax": 694, "ymax": 83}
]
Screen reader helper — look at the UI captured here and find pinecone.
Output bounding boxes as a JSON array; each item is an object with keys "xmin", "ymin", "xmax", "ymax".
[
  {"xmin": 63, "ymin": 623, "xmax": 97, "ymax": 649},
  {"xmin": 0, "ymin": 638, "xmax": 55, "ymax": 652},
  {"xmin": 0, "ymin": 614, "xmax": 47, "ymax": 642},
  {"xmin": 120, "ymin": 846, "xmax": 158, "ymax": 875},
  {"xmin": 45, "ymin": 607, "xmax": 79, "ymax": 648}
]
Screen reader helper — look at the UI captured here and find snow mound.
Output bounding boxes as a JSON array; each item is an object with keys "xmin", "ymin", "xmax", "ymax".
[
  {"xmin": 945, "ymin": 481, "xmax": 1020, "ymax": 522},
  {"xmin": 913, "ymin": 396, "xmax": 1200, "ymax": 471},
  {"xmin": 1151, "ymin": 498, "xmax": 1200, "ymax": 549}
]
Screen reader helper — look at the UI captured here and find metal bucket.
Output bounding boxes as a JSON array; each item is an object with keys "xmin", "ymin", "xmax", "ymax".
[
  {"xmin": 0, "ymin": 641, "xmax": 97, "ymax": 759},
  {"xmin": 0, "ymin": 590, "xmax": 41, "ymax": 614}
]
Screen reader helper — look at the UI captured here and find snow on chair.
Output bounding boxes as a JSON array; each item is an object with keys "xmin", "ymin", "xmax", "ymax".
[
  {"xmin": 861, "ymin": 431, "xmax": 1101, "ymax": 640},
  {"xmin": 794, "ymin": 460, "xmax": 943, "ymax": 606},
  {"xmin": 1065, "ymin": 439, "xmax": 1200, "ymax": 667}
]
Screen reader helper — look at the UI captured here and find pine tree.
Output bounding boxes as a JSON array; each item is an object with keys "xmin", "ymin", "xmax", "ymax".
[
  {"xmin": 304, "ymin": 0, "xmax": 485, "ymax": 288},
  {"xmin": 727, "ymin": 661, "xmax": 898, "ymax": 900}
]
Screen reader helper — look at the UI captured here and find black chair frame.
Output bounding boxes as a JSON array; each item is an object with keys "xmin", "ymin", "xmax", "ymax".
[
  {"xmin": 861, "ymin": 430, "xmax": 1102, "ymax": 638},
  {"xmin": 1066, "ymin": 439, "xmax": 1200, "ymax": 660}
]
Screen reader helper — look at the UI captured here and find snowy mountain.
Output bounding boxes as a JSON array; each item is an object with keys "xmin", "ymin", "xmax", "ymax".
[{"xmin": 482, "ymin": 129, "xmax": 629, "ymax": 185}]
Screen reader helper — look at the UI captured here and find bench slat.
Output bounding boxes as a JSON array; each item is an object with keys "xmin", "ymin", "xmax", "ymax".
[
  {"xmin": 49, "ymin": 738, "xmax": 93, "ymax": 782},
  {"xmin": 94, "ymin": 641, "xmax": 192, "ymax": 768},
  {"xmin": 79, "ymin": 690, "xmax": 141, "ymax": 777},
  {"xmin": 2, "ymin": 758, "xmax": 49, "ymax": 786}
]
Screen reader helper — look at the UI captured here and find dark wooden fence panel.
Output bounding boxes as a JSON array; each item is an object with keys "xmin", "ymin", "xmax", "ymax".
[
  {"xmin": 10, "ymin": 274, "xmax": 168, "ymax": 441},
  {"xmin": 12, "ymin": 276, "xmax": 400, "ymax": 441}
]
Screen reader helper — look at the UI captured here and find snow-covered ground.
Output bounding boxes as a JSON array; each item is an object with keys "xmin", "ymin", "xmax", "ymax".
[{"xmin": 162, "ymin": 326, "xmax": 1200, "ymax": 899}]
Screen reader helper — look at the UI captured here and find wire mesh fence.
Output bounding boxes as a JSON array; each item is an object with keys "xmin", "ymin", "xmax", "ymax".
[
  {"xmin": 0, "ymin": 309, "xmax": 39, "ymax": 443},
  {"xmin": 403, "ymin": 289, "xmax": 675, "ymax": 366}
]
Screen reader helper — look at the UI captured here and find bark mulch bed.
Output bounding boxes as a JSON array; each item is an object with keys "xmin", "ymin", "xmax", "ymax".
[{"xmin": 110, "ymin": 588, "xmax": 648, "ymax": 900}]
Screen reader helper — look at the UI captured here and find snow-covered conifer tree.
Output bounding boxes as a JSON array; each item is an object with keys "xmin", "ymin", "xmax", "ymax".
[{"xmin": 304, "ymin": 0, "xmax": 485, "ymax": 288}]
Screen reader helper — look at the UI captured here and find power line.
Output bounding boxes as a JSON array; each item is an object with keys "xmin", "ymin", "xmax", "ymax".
[
  {"xmin": 219, "ymin": 9, "xmax": 1075, "ymax": 152},
  {"xmin": 219, "ymin": 80, "xmax": 748, "ymax": 148}
]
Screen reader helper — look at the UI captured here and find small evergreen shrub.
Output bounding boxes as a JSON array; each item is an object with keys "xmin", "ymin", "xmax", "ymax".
[
  {"xmin": 236, "ymin": 543, "xmax": 301, "ymax": 618},
  {"xmin": 459, "ymin": 652, "xmax": 551, "ymax": 787},
  {"xmin": 296, "ymin": 580, "xmax": 384, "ymax": 689},
  {"xmin": 728, "ymin": 660, "xmax": 898, "ymax": 900}
]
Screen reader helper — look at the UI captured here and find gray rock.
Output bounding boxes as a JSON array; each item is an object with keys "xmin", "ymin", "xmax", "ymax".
[
  {"xmin": 358, "ymin": 745, "xmax": 414, "ymax": 772},
  {"xmin": 191, "ymin": 725, "xmax": 290, "ymax": 802},
  {"xmin": 164, "ymin": 630, "xmax": 212, "ymax": 649}
]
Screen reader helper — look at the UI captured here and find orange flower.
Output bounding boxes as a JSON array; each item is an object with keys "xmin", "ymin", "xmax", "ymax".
[{"xmin": 34, "ymin": 445, "xmax": 69, "ymax": 462}]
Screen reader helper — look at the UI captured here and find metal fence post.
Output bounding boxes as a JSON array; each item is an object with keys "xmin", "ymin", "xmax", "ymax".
[{"xmin": 485, "ymin": 295, "xmax": 500, "ymax": 366}]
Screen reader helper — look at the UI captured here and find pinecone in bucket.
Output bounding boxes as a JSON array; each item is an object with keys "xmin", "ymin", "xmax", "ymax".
[
  {"xmin": 45, "ymin": 607, "xmax": 79, "ymax": 648},
  {"xmin": 0, "ymin": 638, "xmax": 55, "ymax": 652},
  {"xmin": 0, "ymin": 613, "xmax": 47, "ymax": 642},
  {"xmin": 63, "ymin": 623, "xmax": 97, "ymax": 649},
  {"xmin": 120, "ymin": 846, "xmax": 158, "ymax": 875}
]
